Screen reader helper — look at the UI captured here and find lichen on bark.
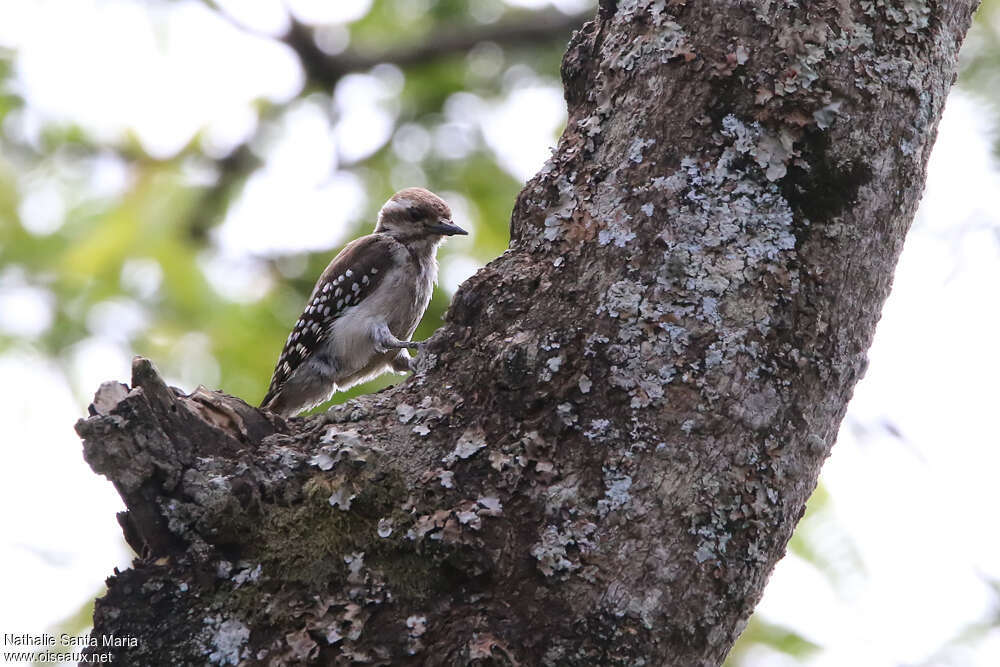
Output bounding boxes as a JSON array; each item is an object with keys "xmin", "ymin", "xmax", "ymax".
[{"xmin": 77, "ymin": 1, "xmax": 979, "ymax": 664}]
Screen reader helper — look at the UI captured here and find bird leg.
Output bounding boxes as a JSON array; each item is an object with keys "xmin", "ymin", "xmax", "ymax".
[{"xmin": 372, "ymin": 323, "xmax": 422, "ymax": 354}]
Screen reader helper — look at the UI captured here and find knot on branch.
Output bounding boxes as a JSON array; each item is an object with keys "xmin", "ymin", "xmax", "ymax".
[
  {"xmin": 73, "ymin": 357, "xmax": 523, "ymax": 664},
  {"xmin": 75, "ymin": 357, "xmax": 291, "ymax": 556}
]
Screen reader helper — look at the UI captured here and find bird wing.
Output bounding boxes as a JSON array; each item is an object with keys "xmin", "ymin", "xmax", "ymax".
[{"xmin": 261, "ymin": 234, "xmax": 398, "ymax": 407}]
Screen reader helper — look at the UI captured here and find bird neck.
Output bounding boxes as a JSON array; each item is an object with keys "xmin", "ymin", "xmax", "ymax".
[{"xmin": 383, "ymin": 231, "xmax": 442, "ymax": 259}]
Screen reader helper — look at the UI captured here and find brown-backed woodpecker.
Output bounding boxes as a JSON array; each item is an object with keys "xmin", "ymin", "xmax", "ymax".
[{"xmin": 260, "ymin": 187, "xmax": 466, "ymax": 417}]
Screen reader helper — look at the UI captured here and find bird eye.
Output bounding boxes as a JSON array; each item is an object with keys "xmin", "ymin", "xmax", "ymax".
[{"xmin": 407, "ymin": 206, "xmax": 422, "ymax": 222}]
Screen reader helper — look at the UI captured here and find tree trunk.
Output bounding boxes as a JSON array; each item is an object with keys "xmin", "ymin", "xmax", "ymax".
[{"xmin": 76, "ymin": 2, "xmax": 978, "ymax": 665}]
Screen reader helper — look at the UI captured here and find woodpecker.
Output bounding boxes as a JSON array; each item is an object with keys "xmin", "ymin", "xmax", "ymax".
[{"xmin": 260, "ymin": 187, "xmax": 467, "ymax": 417}]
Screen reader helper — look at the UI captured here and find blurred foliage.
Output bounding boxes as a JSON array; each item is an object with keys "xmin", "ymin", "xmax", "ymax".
[
  {"xmin": 918, "ymin": 577, "xmax": 1000, "ymax": 667},
  {"xmin": 1, "ymin": 0, "xmax": 997, "ymax": 663},
  {"xmin": 0, "ymin": 0, "xmax": 564, "ymax": 408},
  {"xmin": 961, "ymin": 0, "xmax": 1000, "ymax": 157},
  {"xmin": 726, "ymin": 616, "xmax": 821, "ymax": 666},
  {"xmin": 30, "ymin": 595, "xmax": 97, "ymax": 667},
  {"xmin": 724, "ymin": 484, "xmax": 864, "ymax": 665}
]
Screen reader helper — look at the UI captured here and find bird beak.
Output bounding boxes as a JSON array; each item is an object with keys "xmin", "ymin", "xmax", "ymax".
[{"xmin": 428, "ymin": 219, "xmax": 468, "ymax": 236}]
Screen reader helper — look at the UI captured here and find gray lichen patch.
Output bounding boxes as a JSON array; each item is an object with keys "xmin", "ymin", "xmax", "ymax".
[
  {"xmin": 531, "ymin": 521, "xmax": 597, "ymax": 577},
  {"xmin": 612, "ymin": 17, "xmax": 691, "ymax": 71},
  {"xmin": 204, "ymin": 616, "xmax": 250, "ymax": 666},
  {"xmin": 328, "ymin": 486, "xmax": 356, "ymax": 511},
  {"xmin": 582, "ymin": 135, "xmax": 801, "ymax": 409},
  {"xmin": 442, "ymin": 428, "xmax": 487, "ymax": 466},
  {"xmin": 597, "ymin": 468, "xmax": 634, "ymax": 517},
  {"xmin": 720, "ymin": 114, "xmax": 799, "ymax": 183}
]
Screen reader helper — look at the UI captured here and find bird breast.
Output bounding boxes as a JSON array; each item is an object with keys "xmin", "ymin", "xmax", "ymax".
[{"xmin": 325, "ymin": 247, "xmax": 436, "ymax": 382}]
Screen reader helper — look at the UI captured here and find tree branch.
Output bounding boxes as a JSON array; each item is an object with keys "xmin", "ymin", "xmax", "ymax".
[
  {"xmin": 203, "ymin": 0, "xmax": 587, "ymax": 90},
  {"xmin": 185, "ymin": 4, "xmax": 588, "ymax": 242},
  {"xmin": 284, "ymin": 10, "xmax": 587, "ymax": 89},
  {"xmin": 77, "ymin": 2, "xmax": 979, "ymax": 664}
]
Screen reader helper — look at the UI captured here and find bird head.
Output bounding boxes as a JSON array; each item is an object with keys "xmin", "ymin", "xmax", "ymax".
[{"xmin": 375, "ymin": 187, "xmax": 468, "ymax": 241}]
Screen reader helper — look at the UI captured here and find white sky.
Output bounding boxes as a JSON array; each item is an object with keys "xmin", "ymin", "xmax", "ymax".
[{"xmin": 0, "ymin": 1, "xmax": 998, "ymax": 664}]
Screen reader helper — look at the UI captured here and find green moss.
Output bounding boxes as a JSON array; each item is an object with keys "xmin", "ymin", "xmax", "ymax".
[
  {"xmin": 241, "ymin": 469, "xmax": 447, "ymax": 603},
  {"xmin": 371, "ymin": 550, "xmax": 445, "ymax": 601}
]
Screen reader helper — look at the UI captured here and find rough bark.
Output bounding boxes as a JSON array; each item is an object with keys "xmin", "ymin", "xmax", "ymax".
[{"xmin": 76, "ymin": 1, "xmax": 978, "ymax": 665}]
